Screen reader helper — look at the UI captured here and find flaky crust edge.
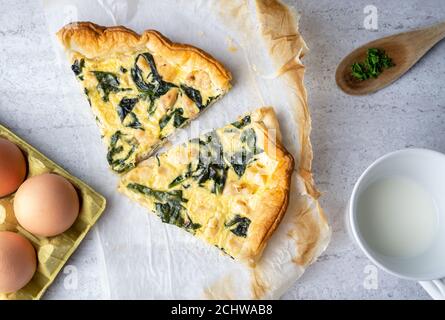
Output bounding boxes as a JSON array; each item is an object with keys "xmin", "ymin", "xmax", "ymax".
[
  {"xmin": 56, "ymin": 22, "xmax": 232, "ymax": 90},
  {"xmin": 235, "ymin": 107, "xmax": 294, "ymax": 263}
]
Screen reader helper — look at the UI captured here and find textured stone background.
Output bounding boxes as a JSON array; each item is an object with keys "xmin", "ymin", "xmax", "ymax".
[{"xmin": 1, "ymin": 0, "xmax": 444, "ymax": 299}]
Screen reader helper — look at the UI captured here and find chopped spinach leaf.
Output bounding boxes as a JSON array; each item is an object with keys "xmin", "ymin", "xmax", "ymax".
[
  {"xmin": 71, "ymin": 59, "xmax": 85, "ymax": 76},
  {"xmin": 229, "ymin": 150, "xmax": 253, "ymax": 177},
  {"xmin": 184, "ymin": 220, "xmax": 201, "ymax": 231},
  {"xmin": 131, "ymin": 52, "xmax": 175, "ymax": 104},
  {"xmin": 227, "ymin": 128, "xmax": 261, "ymax": 177},
  {"xmin": 127, "ymin": 183, "xmax": 199, "ymax": 232},
  {"xmin": 193, "ymin": 132, "xmax": 228, "ymax": 194},
  {"xmin": 225, "ymin": 215, "xmax": 251, "ymax": 238},
  {"xmin": 155, "ymin": 202, "xmax": 184, "ymax": 226},
  {"xmin": 123, "ymin": 112, "xmax": 144, "ymax": 130},
  {"xmin": 147, "ymin": 100, "xmax": 156, "ymax": 116},
  {"xmin": 127, "ymin": 183, "xmax": 187, "ymax": 203},
  {"xmin": 181, "ymin": 84, "xmax": 220, "ymax": 111},
  {"xmin": 117, "ymin": 97, "xmax": 139, "ymax": 122},
  {"xmin": 173, "ymin": 108, "xmax": 188, "ymax": 128},
  {"xmin": 159, "ymin": 112, "xmax": 172, "ymax": 130},
  {"xmin": 91, "ymin": 71, "xmax": 129, "ymax": 102},
  {"xmin": 231, "ymin": 115, "xmax": 251, "ymax": 129},
  {"xmin": 159, "ymin": 108, "xmax": 188, "ymax": 130},
  {"xmin": 168, "ymin": 163, "xmax": 193, "ymax": 188},
  {"xmin": 180, "ymin": 84, "xmax": 204, "ymax": 110},
  {"xmin": 241, "ymin": 128, "xmax": 262, "ymax": 155},
  {"xmin": 84, "ymin": 88, "xmax": 92, "ymax": 106},
  {"xmin": 106, "ymin": 131, "xmax": 138, "ymax": 173}
]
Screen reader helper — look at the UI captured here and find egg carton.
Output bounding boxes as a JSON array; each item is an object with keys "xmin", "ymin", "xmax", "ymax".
[{"xmin": 0, "ymin": 124, "xmax": 106, "ymax": 300}]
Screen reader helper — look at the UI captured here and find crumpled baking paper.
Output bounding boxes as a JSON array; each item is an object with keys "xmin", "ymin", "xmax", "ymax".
[{"xmin": 41, "ymin": 0, "xmax": 331, "ymax": 299}]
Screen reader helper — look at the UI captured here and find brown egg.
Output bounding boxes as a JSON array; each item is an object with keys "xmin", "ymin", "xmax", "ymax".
[
  {"xmin": 0, "ymin": 231, "xmax": 36, "ymax": 293},
  {"xmin": 0, "ymin": 138, "xmax": 27, "ymax": 197},
  {"xmin": 14, "ymin": 173, "xmax": 79, "ymax": 237}
]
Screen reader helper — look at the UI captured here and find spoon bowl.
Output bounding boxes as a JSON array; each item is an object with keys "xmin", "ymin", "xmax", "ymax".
[{"xmin": 336, "ymin": 22, "xmax": 445, "ymax": 96}]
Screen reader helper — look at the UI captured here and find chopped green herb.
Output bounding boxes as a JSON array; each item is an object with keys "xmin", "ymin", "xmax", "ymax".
[
  {"xmin": 351, "ymin": 48, "xmax": 394, "ymax": 81},
  {"xmin": 120, "ymin": 66, "xmax": 128, "ymax": 73}
]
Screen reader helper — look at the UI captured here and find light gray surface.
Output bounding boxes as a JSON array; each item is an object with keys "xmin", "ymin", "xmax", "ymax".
[{"xmin": 1, "ymin": 0, "xmax": 444, "ymax": 299}]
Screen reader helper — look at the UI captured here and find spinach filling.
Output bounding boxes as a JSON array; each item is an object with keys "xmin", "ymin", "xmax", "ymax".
[
  {"xmin": 168, "ymin": 127, "xmax": 263, "ymax": 192},
  {"xmin": 225, "ymin": 215, "xmax": 251, "ymax": 238},
  {"xmin": 107, "ymin": 131, "xmax": 138, "ymax": 173},
  {"xmin": 229, "ymin": 128, "xmax": 263, "ymax": 177},
  {"xmin": 131, "ymin": 52, "xmax": 176, "ymax": 115},
  {"xmin": 231, "ymin": 115, "xmax": 251, "ymax": 129},
  {"xmin": 180, "ymin": 84, "xmax": 219, "ymax": 111},
  {"xmin": 193, "ymin": 132, "xmax": 228, "ymax": 194},
  {"xmin": 123, "ymin": 112, "xmax": 144, "ymax": 130},
  {"xmin": 115, "ymin": 97, "xmax": 144, "ymax": 130},
  {"xmin": 84, "ymin": 88, "xmax": 91, "ymax": 106},
  {"xmin": 71, "ymin": 59, "xmax": 85, "ymax": 76},
  {"xmin": 117, "ymin": 97, "xmax": 139, "ymax": 122},
  {"xmin": 91, "ymin": 71, "xmax": 130, "ymax": 102},
  {"xmin": 159, "ymin": 108, "xmax": 188, "ymax": 131},
  {"xmin": 168, "ymin": 132, "xmax": 228, "ymax": 194},
  {"xmin": 127, "ymin": 183, "xmax": 201, "ymax": 232}
]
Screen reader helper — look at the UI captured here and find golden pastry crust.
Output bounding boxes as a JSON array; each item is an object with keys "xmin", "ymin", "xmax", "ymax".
[
  {"xmin": 57, "ymin": 22, "xmax": 232, "ymax": 90},
  {"xmin": 234, "ymin": 107, "xmax": 293, "ymax": 262},
  {"xmin": 119, "ymin": 107, "xmax": 294, "ymax": 263}
]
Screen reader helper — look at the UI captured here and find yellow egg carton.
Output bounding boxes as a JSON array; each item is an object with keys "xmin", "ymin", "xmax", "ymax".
[{"xmin": 0, "ymin": 124, "xmax": 106, "ymax": 300}]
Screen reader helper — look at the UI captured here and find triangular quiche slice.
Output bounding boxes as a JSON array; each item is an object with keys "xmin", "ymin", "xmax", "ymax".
[
  {"xmin": 119, "ymin": 107, "xmax": 294, "ymax": 262},
  {"xmin": 57, "ymin": 22, "xmax": 231, "ymax": 173}
]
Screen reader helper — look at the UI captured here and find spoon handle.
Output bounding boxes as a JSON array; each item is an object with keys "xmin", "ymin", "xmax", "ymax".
[{"xmin": 413, "ymin": 21, "xmax": 445, "ymax": 51}]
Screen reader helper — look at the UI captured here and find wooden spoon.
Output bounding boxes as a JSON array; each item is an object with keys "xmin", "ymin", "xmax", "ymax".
[{"xmin": 336, "ymin": 21, "xmax": 445, "ymax": 95}]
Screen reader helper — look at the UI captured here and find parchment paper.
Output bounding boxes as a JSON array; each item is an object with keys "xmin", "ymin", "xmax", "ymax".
[{"xmin": 42, "ymin": 0, "xmax": 331, "ymax": 299}]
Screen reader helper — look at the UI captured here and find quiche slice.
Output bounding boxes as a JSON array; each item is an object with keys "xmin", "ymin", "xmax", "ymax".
[
  {"xmin": 119, "ymin": 108, "xmax": 294, "ymax": 262},
  {"xmin": 57, "ymin": 22, "xmax": 231, "ymax": 173}
]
